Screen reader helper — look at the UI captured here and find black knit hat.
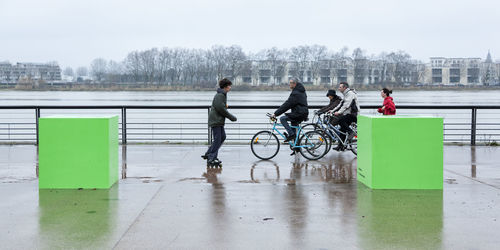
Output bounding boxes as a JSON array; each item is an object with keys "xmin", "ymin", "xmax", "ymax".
[{"xmin": 326, "ymin": 89, "xmax": 336, "ymax": 97}]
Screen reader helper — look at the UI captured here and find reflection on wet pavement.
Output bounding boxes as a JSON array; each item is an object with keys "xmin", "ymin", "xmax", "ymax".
[
  {"xmin": 247, "ymin": 154, "xmax": 356, "ymax": 185},
  {"xmin": 121, "ymin": 145, "xmax": 127, "ymax": 179},
  {"xmin": 249, "ymin": 160, "xmax": 280, "ymax": 183},
  {"xmin": 357, "ymin": 186, "xmax": 443, "ymax": 249},
  {"xmin": 471, "ymin": 146, "xmax": 476, "ymax": 178},
  {"xmin": 38, "ymin": 187, "xmax": 118, "ymax": 249},
  {"xmin": 203, "ymin": 167, "xmax": 222, "ymax": 185}
]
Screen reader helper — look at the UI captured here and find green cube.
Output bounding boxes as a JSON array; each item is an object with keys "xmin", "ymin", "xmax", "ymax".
[
  {"xmin": 357, "ymin": 115, "xmax": 443, "ymax": 189},
  {"xmin": 39, "ymin": 116, "xmax": 119, "ymax": 189}
]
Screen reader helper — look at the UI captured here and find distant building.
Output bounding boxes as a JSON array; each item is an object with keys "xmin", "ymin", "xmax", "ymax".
[
  {"xmin": 230, "ymin": 51, "xmax": 499, "ymax": 86},
  {"xmin": 423, "ymin": 57, "xmax": 481, "ymax": 85},
  {"xmin": 0, "ymin": 62, "xmax": 62, "ymax": 84},
  {"xmin": 483, "ymin": 50, "xmax": 499, "ymax": 85}
]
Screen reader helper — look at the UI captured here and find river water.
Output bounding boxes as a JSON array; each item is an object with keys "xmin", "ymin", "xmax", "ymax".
[
  {"xmin": 0, "ymin": 90, "xmax": 498, "ymax": 143},
  {"xmin": 1, "ymin": 89, "xmax": 499, "ymax": 106}
]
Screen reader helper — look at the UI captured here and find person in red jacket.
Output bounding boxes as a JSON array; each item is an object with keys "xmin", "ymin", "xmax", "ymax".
[{"xmin": 378, "ymin": 88, "xmax": 396, "ymax": 115}]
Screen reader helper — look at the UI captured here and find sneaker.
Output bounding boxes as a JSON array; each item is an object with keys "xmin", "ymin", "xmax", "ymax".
[
  {"xmin": 284, "ymin": 133, "xmax": 296, "ymax": 142},
  {"xmin": 347, "ymin": 132, "xmax": 355, "ymax": 141},
  {"xmin": 290, "ymin": 148, "xmax": 300, "ymax": 156},
  {"xmin": 207, "ymin": 159, "xmax": 221, "ymax": 166},
  {"xmin": 201, "ymin": 153, "xmax": 208, "ymax": 160},
  {"xmin": 333, "ymin": 144, "xmax": 345, "ymax": 151}
]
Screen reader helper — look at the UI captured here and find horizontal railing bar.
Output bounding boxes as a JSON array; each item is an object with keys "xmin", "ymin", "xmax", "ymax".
[
  {"xmin": 0, "ymin": 105, "xmax": 496, "ymax": 145},
  {"xmin": 0, "ymin": 105, "xmax": 500, "ymax": 109}
]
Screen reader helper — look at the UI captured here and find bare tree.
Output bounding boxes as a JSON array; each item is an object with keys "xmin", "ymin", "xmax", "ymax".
[
  {"xmin": 183, "ymin": 49, "xmax": 206, "ymax": 85},
  {"xmin": 84, "ymin": 44, "xmax": 435, "ymax": 86},
  {"xmin": 310, "ymin": 45, "xmax": 328, "ymax": 84},
  {"xmin": 76, "ymin": 66, "xmax": 88, "ymax": 77},
  {"xmin": 124, "ymin": 51, "xmax": 141, "ymax": 82},
  {"xmin": 290, "ymin": 45, "xmax": 311, "ymax": 81},
  {"xmin": 387, "ymin": 51, "xmax": 412, "ymax": 84},
  {"xmin": 209, "ymin": 45, "xmax": 229, "ymax": 82},
  {"xmin": 264, "ymin": 47, "xmax": 289, "ymax": 85},
  {"xmin": 63, "ymin": 67, "xmax": 74, "ymax": 77},
  {"xmin": 157, "ymin": 48, "xmax": 171, "ymax": 84},
  {"xmin": 107, "ymin": 60, "xmax": 124, "ymax": 82},
  {"xmin": 225, "ymin": 45, "xmax": 246, "ymax": 81},
  {"xmin": 90, "ymin": 58, "xmax": 107, "ymax": 82},
  {"xmin": 168, "ymin": 48, "xmax": 187, "ymax": 85},
  {"xmin": 139, "ymin": 48, "xmax": 158, "ymax": 84}
]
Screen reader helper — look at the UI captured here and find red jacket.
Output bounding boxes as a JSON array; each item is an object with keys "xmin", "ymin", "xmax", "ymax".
[{"xmin": 378, "ymin": 96, "xmax": 396, "ymax": 115}]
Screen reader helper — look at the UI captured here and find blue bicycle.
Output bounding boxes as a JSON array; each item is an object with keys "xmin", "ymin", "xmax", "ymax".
[{"xmin": 250, "ymin": 113, "xmax": 329, "ymax": 160}]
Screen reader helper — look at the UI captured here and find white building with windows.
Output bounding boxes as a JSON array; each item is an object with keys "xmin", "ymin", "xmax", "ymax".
[{"xmin": 0, "ymin": 62, "xmax": 62, "ymax": 84}]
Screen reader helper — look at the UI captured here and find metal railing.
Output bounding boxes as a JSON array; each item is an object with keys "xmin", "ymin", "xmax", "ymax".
[{"xmin": 0, "ymin": 105, "xmax": 499, "ymax": 146}]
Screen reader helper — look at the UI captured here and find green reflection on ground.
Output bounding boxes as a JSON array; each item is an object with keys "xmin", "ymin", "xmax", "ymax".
[
  {"xmin": 357, "ymin": 185, "xmax": 443, "ymax": 249},
  {"xmin": 38, "ymin": 185, "xmax": 118, "ymax": 249}
]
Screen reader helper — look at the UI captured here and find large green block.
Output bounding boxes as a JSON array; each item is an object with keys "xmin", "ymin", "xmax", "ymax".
[
  {"xmin": 39, "ymin": 116, "xmax": 119, "ymax": 189},
  {"xmin": 357, "ymin": 115, "xmax": 443, "ymax": 189}
]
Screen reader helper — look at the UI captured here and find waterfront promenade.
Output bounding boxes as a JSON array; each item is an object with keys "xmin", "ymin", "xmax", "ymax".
[{"xmin": 1, "ymin": 145, "xmax": 499, "ymax": 249}]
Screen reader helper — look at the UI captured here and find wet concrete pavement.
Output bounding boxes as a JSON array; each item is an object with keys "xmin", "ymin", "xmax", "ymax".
[{"xmin": 1, "ymin": 145, "xmax": 499, "ymax": 249}]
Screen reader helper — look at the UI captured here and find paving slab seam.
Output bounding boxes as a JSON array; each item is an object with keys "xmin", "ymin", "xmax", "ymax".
[
  {"xmin": 444, "ymin": 169, "xmax": 500, "ymax": 190},
  {"xmin": 111, "ymin": 184, "xmax": 165, "ymax": 249}
]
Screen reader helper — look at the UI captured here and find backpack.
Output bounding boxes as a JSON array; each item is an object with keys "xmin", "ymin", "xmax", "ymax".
[{"xmin": 350, "ymin": 99, "xmax": 358, "ymax": 114}]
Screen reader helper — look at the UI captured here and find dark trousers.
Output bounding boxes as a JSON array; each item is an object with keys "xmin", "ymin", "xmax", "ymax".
[
  {"xmin": 338, "ymin": 114, "xmax": 357, "ymax": 141},
  {"xmin": 280, "ymin": 116, "xmax": 298, "ymax": 137},
  {"xmin": 206, "ymin": 126, "xmax": 226, "ymax": 161}
]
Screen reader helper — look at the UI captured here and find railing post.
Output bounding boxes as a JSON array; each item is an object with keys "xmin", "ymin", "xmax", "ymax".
[
  {"xmin": 208, "ymin": 107, "xmax": 211, "ymax": 145},
  {"xmin": 471, "ymin": 108, "xmax": 477, "ymax": 146},
  {"xmin": 35, "ymin": 108, "xmax": 40, "ymax": 145},
  {"xmin": 121, "ymin": 107, "xmax": 127, "ymax": 144}
]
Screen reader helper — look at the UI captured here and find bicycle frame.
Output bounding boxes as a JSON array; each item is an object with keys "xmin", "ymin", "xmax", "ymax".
[
  {"xmin": 267, "ymin": 119, "xmax": 317, "ymax": 149},
  {"xmin": 313, "ymin": 114, "xmax": 355, "ymax": 147}
]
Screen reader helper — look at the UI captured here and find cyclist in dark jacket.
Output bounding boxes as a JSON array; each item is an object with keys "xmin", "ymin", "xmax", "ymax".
[
  {"xmin": 317, "ymin": 89, "xmax": 342, "ymax": 114},
  {"xmin": 317, "ymin": 89, "xmax": 342, "ymax": 125},
  {"xmin": 272, "ymin": 78, "xmax": 308, "ymax": 142},
  {"xmin": 203, "ymin": 78, "xmax": 237, "ymax": 165}
]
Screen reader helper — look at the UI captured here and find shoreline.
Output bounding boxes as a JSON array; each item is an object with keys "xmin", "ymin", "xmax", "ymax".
[{"xmin": 1, "ymin": 84, "xmax": 500, "ymax": 92}]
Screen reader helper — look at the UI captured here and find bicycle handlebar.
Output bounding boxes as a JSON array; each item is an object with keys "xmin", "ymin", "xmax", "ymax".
[{"xmin": 266, "ymin": 113, "xmax": 277, "ymax": 122}]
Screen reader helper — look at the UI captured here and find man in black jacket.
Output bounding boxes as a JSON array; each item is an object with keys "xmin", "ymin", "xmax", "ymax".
[{"xmin": 272, "ymin": 78, "xmax": 309, "ymax": 142}]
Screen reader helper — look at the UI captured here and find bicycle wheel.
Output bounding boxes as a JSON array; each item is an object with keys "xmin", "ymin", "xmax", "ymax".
[
  {"xmin": 349, "ymin": 138, "xmax": 357, "ymax": 155},
  {"xmin": 349, "ymin": 130, "xmax": 358, "ymax": 156},
  {"xmin": 298, "ymin": 131, "xmax": 329, "ymax": 160},
  {"xmin": 325, "ymin": 131, "xmax": 338, "ymax": 153},
  {"xmin": 301, "ymin": 123, "xmax": 319, "ymax": 133},
  {"xmin": 303, "ymin": 123, "xmax": 333, "ymax": 154},
  {"xmin": 250, "ymin": 131, "xmax": 280, "ymax": 160}
]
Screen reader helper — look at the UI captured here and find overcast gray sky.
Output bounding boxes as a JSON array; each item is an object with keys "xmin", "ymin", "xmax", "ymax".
[{"xmin": 1, "ymin": 0, "xmax": 499, "ymax": 69}]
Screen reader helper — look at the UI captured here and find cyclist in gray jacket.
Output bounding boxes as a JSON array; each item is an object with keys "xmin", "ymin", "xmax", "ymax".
[{"xmin": 330, "ymin": 82, "xmax": 360, "ymax": 150}]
